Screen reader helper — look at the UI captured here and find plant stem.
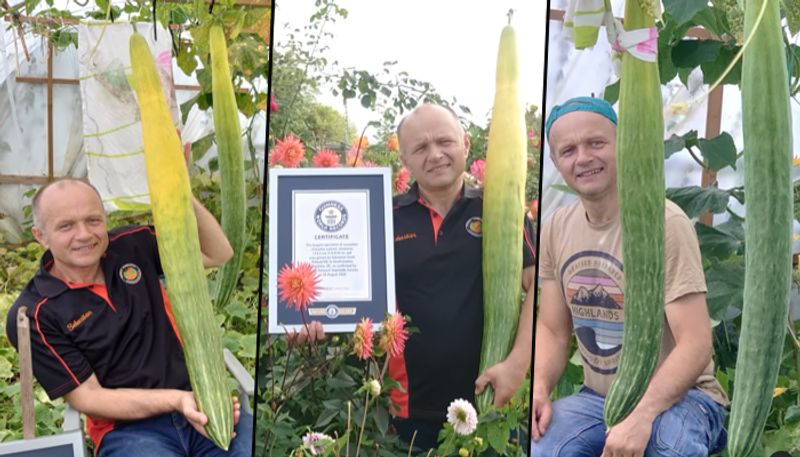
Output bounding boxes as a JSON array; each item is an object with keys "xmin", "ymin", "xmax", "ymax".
[
  {"xmin": 379, "ymin": 356, "xmax": 390, "ymax": 381},
  {"xmin": 355, "ymin": 390, "xmax": 371, "ymax": 457},
  {"xmin": 787, "ymin": 318, "xmax": 800, "ymax": 406},
  {"xmin": 406, "ymin": 430, "xmax": 417, "ymax": 457},
  {"xmin": 346, "ymin": 401, "xmax": 352, "ymax": 457},
  {"xmin": 686, "ymin": 146, "xmax": 708, "ymax": 170}
]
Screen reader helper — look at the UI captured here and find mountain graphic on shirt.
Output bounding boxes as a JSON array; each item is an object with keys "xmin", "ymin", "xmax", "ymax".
[{"xmin": 572, "ymin": 285, "xmax": 621, "ymax": 309}]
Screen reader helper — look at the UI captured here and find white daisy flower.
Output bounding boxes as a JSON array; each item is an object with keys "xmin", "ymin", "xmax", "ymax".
[{"xmin": 446, "ymin": 398, "xmax": 478, "ymax": 436}]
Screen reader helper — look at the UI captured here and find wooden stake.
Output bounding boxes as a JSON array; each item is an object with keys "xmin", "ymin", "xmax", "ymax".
[{"xmin": 17, "ymin": 307, "xmax": 35, "ymax": 440}]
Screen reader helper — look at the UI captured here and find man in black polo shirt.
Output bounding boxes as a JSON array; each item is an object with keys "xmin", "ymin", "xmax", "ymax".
[
  {"xmin": 387, "ymin": 103, "xmax": 536, "ymax": 449},
  {"xmin": 6, "ymin": 178, "xmax": 252, "ymax": 456},
  {"xmin": 294, "ymin": 104, "xmax": 535, "ymax": 450}
]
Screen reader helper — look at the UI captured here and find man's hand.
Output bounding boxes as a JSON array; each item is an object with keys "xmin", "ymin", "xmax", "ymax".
[
  {"xmin": 600, "ymin": 412, "xmax": 654, "ymax": 457},
  {"xmin": 474, "ymin": 357, "xmax": 527, "ymax": 408},
  {"xmin": 286, "ymin": 321, "xmax": 327, "ymax": 344},
  {"xmin": 176, "ymin": 392, "xmax": 242, "ymax": 439},
  {"xmin": 530, "ymin": 388, "xmax": 552, "ymax": 442},
  {"xmin": 176, "ymin": 391, "xmax": 209, "ymax": 437}
]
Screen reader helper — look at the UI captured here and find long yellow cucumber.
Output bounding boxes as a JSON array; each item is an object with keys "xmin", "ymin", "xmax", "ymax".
[
  {"xmin": 129, "ymin": 32, "xmax": 233, "ymax": 450},
  {"xmin": 603, "ymin": 0, "xmax": 665, "ymax": 426},
  {"xmin": 478, "ymin": 16, "xmax": 527, "ymax": 413},
  {"xmin": 728, "ymin": 0, "xmax": 793, "ymax": 453},
  {"xmin": 209, "ymin": 24, "xmax": 247, "ymax": 309}
]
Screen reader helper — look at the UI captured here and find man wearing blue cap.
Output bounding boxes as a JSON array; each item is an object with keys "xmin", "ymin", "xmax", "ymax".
[{"xmin": 531, "ymin": 97, "xmax": 729, "ymax": 456}]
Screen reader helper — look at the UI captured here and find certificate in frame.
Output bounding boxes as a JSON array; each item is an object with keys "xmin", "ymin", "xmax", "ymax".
[{"xmin": 268, "ymin": 167, "xmax": 396, "ymax": 333}]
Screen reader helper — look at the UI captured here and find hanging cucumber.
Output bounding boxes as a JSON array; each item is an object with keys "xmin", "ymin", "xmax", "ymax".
[
  {"xmin": 728, "ymin": 0, "xmax": 793, "ymax": 454},
  {"xmin": 603, "ymin": 0, "xmax": 665, "ymax": 426}
]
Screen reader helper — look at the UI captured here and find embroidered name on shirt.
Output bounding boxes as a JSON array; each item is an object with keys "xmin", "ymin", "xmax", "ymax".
[
  {"xmin": 67, "ymin": 311, "xmax": 93, "ymax": 331},
  {"xmin": 395, "ymin": 233, "xmax": 417, "ymax": 242}
]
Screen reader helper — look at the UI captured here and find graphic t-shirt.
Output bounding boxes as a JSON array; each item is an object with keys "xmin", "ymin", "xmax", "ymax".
[{"xmin": 539, "ymin": 199, "xmax": 728, "ymax": 405}]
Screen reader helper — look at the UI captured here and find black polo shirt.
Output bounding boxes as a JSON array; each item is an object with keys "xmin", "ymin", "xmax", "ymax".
[
  {"xmin": 388, "ymin": 182, "xmax": 536, "ymax": 422},
  {"xmin": 6, "ymin": 225, "xmax": 189, "ymax": 445}
]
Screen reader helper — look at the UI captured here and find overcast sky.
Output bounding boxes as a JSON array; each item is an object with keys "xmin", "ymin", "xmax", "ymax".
[{"xmin": 272, "ymin": 1, "xmax": 547, "ymax": 133}]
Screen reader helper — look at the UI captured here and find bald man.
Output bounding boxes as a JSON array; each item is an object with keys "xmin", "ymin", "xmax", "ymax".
[
  {"xmin": 6, "ymin": 178, "xmax": 253, "ymax": 456},
  {"xmin": 387, "ymin": 104, "xmax": 536, "ymax": 449}
]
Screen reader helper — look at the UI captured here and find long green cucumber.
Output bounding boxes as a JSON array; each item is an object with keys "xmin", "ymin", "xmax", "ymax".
[
  {"xmin": 728, "ymin": 0, "xmax": 793, "ymax": 453},
  {"xmin": 602, "ymin": 0, "xmax": 665, "ymax": 426},
  {"xmin": 209, "ymin": 24, "xmax": 247, "ymax": 309},
  {"xmin": 478, "ymin": 17, "xmax": 527, "ymax": 413}
]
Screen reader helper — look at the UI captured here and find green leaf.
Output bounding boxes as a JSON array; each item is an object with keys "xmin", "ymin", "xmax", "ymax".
[
  {"xmin": 700, "ymin": 44, "xmax": 742, "ymax": 85},
  {"xmin": 704, "ymin": 260, "xmax": 744, "ymax": 321},
  {"xmin": 663, "ymin": 0, "xmax": 710, "ymax": 26},
  {"xmin": 785, "ymin": 405, "xmax": 800, "ymax": 424},
  {"xmin": 373, "ymin": 405, "xmax": 389, "ymax": 435},
  {"xmin": 327, "ymin": 370, "xmax": 357, "ymax": 389},
  {"xmin": 224, "ymin": 301, "xmax": 249, "ymax": 321},
  {"xmin": 177, "ymin": 48, "xmax": 198, "ymax": 77},
  {"xmin": 786, "ymin": 0, "xmax": 800, "ymax": 37},
  {"xmin": 691, "ymin": 7, "xmax": 728, "ymax": 37},
  {"xmin": 238, "ymin": 333, "xmax": 257, "ymax": 359},
  {"xmin": 672, "ymin": 40, "xmax": 722, "ymax": 68},
  {"xmin": 222, "ymin": 330, "xmax": 243, "ymax": 353},
  {"xmin": 695, "ymin": 222, "xmax": 741, "ymax": 260},
  {"xmin": 487, "ymin": 421, "xmax": 507, "ymax": 453},
  {"xmin": 0, "ymin": 356, "xmax": 12, "ymax": 379},
  {"xmin": 697, "ymin": 132, "xmax": 737, "ymax": 171},
  {"xmin": 314, "ymin": 407, "xmax": 339, "ymax": 428},
  {"xmin": 603, "ymin": 79, "xmax": 620, "ymax": 105},
  {"xmin": 666, "ymin": 186, "xmax": 730, "ymax": 218},
  {"xmin": 24, "ymin": 0, "xmax": 42, "ymax": 14},
  {"xmin": 714, "ymin": 218, "xmax": 745, "ymax": 243},
  {"xmin": 658, "ymin": 38, "xmax": 678, "ymax": 84},
  {"xmin": 663, "ymin": 138, "xmax": 683, "ymax": 158},
  {"xmin": 191, "ymin": 134, "xmax": 215, "ymax": 163}
]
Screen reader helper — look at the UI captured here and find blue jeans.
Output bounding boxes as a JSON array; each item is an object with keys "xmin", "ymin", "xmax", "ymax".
[
  {"xmin": 97, "ymin": 410, "xmax": 253, "ymax": 457},
  {"xmin": 531, "ymin": 387, "xmax": 727, "ymax": 457}
]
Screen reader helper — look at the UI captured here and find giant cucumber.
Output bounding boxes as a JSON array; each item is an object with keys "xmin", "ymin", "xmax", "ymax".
[
  {"xmin": 603, "ymin": 0, "xmax": 665, "ymax": 426},
  {"xmin": 478, "ymin": 16, "xmax": 527, "ymax": 413},
  {"xmin": 728, "ymin": 0, "xmax": 793, "ymax": 453},
  {"xmin": 130, "ymin": 32, "xmax": 234, "ymax": 450}
]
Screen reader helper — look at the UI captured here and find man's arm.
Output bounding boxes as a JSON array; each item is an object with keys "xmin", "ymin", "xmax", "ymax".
[
  {"xmin": 191, "ymin": 197, "xmax": 234, "ymax": 268},
  {"xmin": 474, "ymin": 265, "xmax": 535, "ymax": 407},
  {"xmin": 602, "ymin": 292, "xmax": 713, "ymax": 456},
  {"xmin": 530, "ymin": 278, "xmax": 573, "ymax": 441},
  {"xmin": 64, "ymin": 374, "xmax": 240, "ymax": 438}
]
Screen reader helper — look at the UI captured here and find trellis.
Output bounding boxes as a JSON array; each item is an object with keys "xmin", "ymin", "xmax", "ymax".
[
  {"xmin": 0, "ymin": 0, "xmax": 269, "ymax": 186},
  {"xmin": 549, "ymin": 8, "xmax": 725, "ymax": 227}
]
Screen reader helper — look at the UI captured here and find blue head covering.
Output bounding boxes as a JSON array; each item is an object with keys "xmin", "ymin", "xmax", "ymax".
[{"xmin": 544, "ymin": 96, "xmax": 618, "ymax": 141}]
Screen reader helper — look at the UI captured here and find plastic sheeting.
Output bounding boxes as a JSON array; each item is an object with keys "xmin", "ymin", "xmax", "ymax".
[
  {"xmin": 79, "ymin": 22, "xmax": 179, "ymax": 212},
  {"xmin": 543, "ymin": 0, "xmax": 800, "ymax": 251},
  {"xmin": 0, "ymin": 18, "xmax": 267, "ymax": 243},
  {"xmin": 0, "ymin": 22, "xmax": 83, "ymax": 243}
]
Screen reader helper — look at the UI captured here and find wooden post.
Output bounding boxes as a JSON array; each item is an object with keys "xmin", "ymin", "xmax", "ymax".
[
  {"xmin": 699, "ymin": 85, "xmax": 724, "ymax": 226},
  {"xmin": 47, "ymin": 39, "xmax": 54, "ymax": 181},
  {"xmin": 17, "ymin": 306, "xmax": 35, "ymax": 439}
]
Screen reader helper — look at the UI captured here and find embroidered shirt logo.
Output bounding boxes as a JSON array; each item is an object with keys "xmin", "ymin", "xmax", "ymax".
[
  {"xmin": 465, "ymin": 217, "xmax": 482, "ymax": 237},
  {"xmin": 395, "ymin": 232, "xmax": 417, "ymax": 242},
  {"xmin": 67, "ymin": 311, "xmax": 93, "ymax": 331},
  {"xmin": 119, "ymin": 263, "xmax": 142, "ymax": 285}
]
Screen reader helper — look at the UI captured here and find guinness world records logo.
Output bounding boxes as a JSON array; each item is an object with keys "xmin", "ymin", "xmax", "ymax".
[{"xmin": 315, "ymin": 200, "xmax": 348, "ymax": 232}]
